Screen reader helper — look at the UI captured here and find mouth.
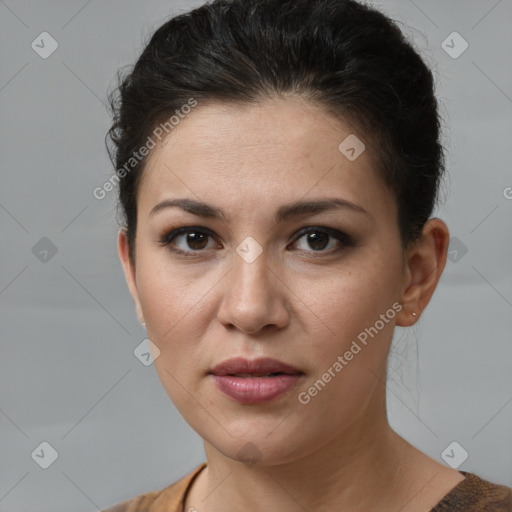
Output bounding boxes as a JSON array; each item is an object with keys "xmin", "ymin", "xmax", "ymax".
[
  {"xmin": 226, "ymin": 372, "xmax": 291, "ymax": 377},
  {"xmin": 209, "ymin": 357, "xmax": 304, "ymax": 404},
  {"xmin": 209, "ymin": 356, "xmax": 303, "ymax": 377}
]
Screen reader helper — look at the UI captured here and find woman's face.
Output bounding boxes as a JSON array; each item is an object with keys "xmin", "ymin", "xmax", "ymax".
[{"xmin": 119, "ymin": 97, "xmax": 411, "ymax": 465}]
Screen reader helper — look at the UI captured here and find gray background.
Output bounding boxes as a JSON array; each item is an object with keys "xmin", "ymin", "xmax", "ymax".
[{"xmin": 1, "ymin": 0, "xmax": 511, "ymax": 510}]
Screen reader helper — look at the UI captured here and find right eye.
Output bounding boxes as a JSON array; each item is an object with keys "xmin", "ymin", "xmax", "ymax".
[{"xmin": 158, "ymin": 226, "xmax": 220, "ymax": 255}]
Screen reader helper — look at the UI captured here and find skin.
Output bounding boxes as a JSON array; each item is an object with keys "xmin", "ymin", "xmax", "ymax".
[{"xmin": 118, "ymin": 96, "xmax": 464, "ymax": 512}]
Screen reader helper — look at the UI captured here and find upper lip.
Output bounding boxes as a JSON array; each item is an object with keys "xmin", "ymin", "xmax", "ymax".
[{"xmin": 210, "ymin": 357, "xmax": 303, "ymax": 376}]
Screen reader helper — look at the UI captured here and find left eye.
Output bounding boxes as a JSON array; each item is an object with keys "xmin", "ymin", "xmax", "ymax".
[{"xmin": 291, "ymin": 228, "xmax": 348, "ymax": 252}]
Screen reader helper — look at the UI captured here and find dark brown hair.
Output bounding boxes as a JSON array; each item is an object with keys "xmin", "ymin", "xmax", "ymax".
[{"xmin": 106, "ymin": 0, "xmax": 445, "ymax": 264}]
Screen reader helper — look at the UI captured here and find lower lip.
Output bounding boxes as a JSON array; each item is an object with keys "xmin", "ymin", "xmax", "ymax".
[{"xmin": 210, "ymin": 374, "xmax": 302, "ymax": 404}]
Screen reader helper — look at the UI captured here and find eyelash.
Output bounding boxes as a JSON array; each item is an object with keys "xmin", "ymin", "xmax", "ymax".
[{"xmin": 157, "ymin": 225, "xmax": 355, "ymax": 258}]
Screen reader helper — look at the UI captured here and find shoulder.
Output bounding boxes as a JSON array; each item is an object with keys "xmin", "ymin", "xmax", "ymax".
[
  {"xmin": 431, "ymin": 471, "xmax": 512, "ymax": 511},
  {"xmin": 101, "ymin": 462, "xmax": 207, "ymax": 512}
]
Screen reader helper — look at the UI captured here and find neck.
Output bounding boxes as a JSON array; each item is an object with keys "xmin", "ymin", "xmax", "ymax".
[{"xmin": 189, "ymin": 396, "xmax": 425, "ymax": 511}]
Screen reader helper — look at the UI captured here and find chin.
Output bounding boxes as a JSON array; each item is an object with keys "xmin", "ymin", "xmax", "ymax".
[{"xmin": 201, "ymin": 418, "xmax": 318, "ymax": 467}]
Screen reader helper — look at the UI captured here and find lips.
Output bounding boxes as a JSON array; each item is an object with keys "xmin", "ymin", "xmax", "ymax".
[
  {"xmin": 209, "ymin": 357, "xmax": 303, "ymax": 377},
  {"xmin": 209, "ymin": 357, "xmax": 304, "ymax": 404}
]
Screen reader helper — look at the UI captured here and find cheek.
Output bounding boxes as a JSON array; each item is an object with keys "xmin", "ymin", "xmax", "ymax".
[
  {"xmin": 134, "ymin": 253, "xmax": 223, "ymax": 404},
  {"xmin": 289, "ymin": 264, "xmax": 401, "ymax": 438},
  {"xmin": 299, "ymin": 253, "xmax": 402, "ymax": 339},
  {"xmin": 136, "ymin": 249, "xmax": 210, "ymax": 335},
  {"xmin": 294, "ymin": 254, "xmax": 403, "ymax": 405}
]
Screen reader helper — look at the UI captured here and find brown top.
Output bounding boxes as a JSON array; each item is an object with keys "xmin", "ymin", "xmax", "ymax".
[{"xmin": 102, "ymin": 463, "xmax": 512, "ymax": 512}]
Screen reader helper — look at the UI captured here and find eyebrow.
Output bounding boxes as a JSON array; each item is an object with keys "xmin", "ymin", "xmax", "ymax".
[{"xmin": 149, "ymin": 197, "xmax": 369, "ymax": 222}]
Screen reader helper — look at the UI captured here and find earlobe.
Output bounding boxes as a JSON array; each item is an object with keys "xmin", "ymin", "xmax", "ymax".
[
  {"xmin": 395, "ymin": 218, "xmax": 450, "ymax": 327},
  {"xmin": 117, "ymin": 228, "xmax": 146, "ymax": 325}
]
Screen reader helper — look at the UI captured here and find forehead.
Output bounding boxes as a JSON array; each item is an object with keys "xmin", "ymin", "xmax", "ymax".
[{"xmin": 138, "ymin": 97, "xmax": 391, "ymax": 218}]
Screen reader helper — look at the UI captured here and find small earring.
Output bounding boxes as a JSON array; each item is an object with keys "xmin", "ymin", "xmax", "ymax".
[
  {"xmin": 141, "ymin": 321, "xmax": 146, "ymax": 327},
  {"xmin": 412, "ymin": 312, "xmax": 418, "ymax": 317}
]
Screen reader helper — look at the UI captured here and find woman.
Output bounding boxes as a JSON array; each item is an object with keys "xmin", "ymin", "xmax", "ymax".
[{"xmin": 103, "ymin": 0, "xmax": 512, "ymax": 510}]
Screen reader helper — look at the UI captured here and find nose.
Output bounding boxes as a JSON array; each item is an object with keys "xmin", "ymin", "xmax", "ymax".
[{"xmin": 216, "ymin": 247, "xmax": 290, "ymax": 335}]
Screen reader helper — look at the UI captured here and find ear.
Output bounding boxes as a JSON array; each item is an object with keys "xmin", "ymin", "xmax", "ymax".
[
  {"xmin": 117, "ymin": 228, "xmax": 145, "ymax": 325},
  {"xmin": 395, "ymin": 218, "xmax": 450, "ymax": 327}
]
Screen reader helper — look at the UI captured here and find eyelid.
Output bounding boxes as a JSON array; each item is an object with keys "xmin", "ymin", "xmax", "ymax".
[
  {"xmin": 289, "ymin": 226, "xmax": 354, "ymax": 255},
  {"xmin": 291, "ymin": 226, "xmax": 353, "ymax": 244},
  {"xmin": 156, "ymin": 226, "xmax": 220, "ymax": 258},
  {"xmin": 157, "ymin": 225, "xmax": 217, "ymax": 245}
]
